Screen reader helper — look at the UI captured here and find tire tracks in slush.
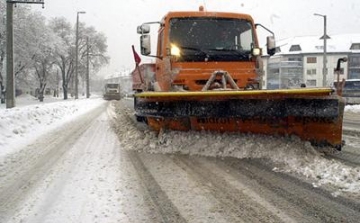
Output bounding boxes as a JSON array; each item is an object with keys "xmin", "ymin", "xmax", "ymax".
[
  {"xmin": 139, "ymin": 153, "xmax": 360, "ymax": 223},
  {"xmin": 114, "ymin": 99, "xmax": 360, "ymax": 222},
  {"xmin": 126, "ymin": 150, "xmax": 187, "ymax": 223},
  {"xmin": 171, "ymin": 155, "xmax": 292, "ymax": 223},
  {"xmin": 0, "ymin": 103, "xmax": 107, "ymax": 222},
  {"xmin": 220, "ymin": 157, "xmax": 360, "ymax": 222}
]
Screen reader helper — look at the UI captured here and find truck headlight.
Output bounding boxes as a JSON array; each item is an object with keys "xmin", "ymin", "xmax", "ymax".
[
  {"xmin": 171, "ymin": 44, "xmax": 181, "ymax": 56},
  {"xmin": 252, "ymin": 48, "xmax": 261, "ymax": 56}
]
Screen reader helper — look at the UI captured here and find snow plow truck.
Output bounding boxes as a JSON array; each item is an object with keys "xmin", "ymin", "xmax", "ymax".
[
  {"xmin": 103, "ymin": 83, "xmax": 121, "ymax": 100},
  {"xmin": 132, "ymin": 6, "xmax": 345, "ymax": 150}
]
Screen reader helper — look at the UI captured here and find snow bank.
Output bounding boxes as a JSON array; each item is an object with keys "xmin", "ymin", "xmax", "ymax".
[
  {"xmin": 0, "ymin": 95, "xmax": 106, "ymax": 156},
  {"xmin": 345, "ymin": 104, "xmax": 360, "ymax": 113}
]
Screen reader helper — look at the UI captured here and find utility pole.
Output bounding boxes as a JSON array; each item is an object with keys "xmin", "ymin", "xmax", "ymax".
[
  {"xmin": 5, "ymin": 1, "xmax": 14, "ymax": 108},
  {"xmin": 75, "ymin": 11, "xmax": 86, "ymax": 99},
  {"xmin": 314, "ymin": 13, "xmax": 328, "ymax": 87},
  {"xmin": 86, "ymin": 37, "xmax": 90, "ymax": 98},
  {"xmin": 5, "ymin": 0, "xmax": 44, "ymax": 109}
]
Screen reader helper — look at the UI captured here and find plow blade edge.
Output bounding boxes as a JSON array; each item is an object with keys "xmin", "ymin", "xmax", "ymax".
[{"xmin": 134, "ymin": 89, "xmax": 345, "ymax": 150}]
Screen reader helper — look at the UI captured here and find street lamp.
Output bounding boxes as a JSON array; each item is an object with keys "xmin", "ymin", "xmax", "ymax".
[
  {"xmin": 314, "ymin": 13, "xmax": 328, "ymax": 87},
  {"xmin": 75, "ymin": 11, "xmax": 86, "ymax": 99}
]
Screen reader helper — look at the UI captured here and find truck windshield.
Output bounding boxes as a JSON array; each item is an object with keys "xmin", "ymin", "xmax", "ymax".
[{"xmin": 169, "ymin": 17, "xmax": 254, "ymax": 62}]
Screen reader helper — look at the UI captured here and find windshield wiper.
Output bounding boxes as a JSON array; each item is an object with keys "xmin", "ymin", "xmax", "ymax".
[
  {"xmin": 178, "ymin": 46, "xmax": 209, "ymax": 57},
  {"xmin": 208, "ymin": 48, "xmax": 250, "ymax": 52},
  {"xmin": 206, "ymin": 48, "xmax": 251, "ymax": 59}
]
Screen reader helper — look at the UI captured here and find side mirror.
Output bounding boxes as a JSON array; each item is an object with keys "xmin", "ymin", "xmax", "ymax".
[
  {"xmin": 140, "ymin": 35, "xmax": 151, "ymax": 55},
  {"xmin": 137, "ymin": 24, "xmax": 150, "ymax": 34},
  {"xmin": 266, "ymin": 36, "xmax": 276, "ymax": 56}
]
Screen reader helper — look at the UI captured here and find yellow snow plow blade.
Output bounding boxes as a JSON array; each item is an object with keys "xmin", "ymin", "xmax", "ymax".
[{"xmin": 134, "ymin": 88, "xmax": 345, "ymax": 150}]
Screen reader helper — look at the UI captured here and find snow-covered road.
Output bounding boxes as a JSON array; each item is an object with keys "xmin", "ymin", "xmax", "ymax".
[
  {"xmin": 0, "ymin": 101, "xmax": 158, "ymax": 222},
  {"xmin": 0, "ymin": 96, "xmax": 359, "ymax": 222}
]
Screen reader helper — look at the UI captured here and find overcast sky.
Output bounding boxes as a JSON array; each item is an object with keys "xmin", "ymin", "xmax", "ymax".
[{"xmin": 32, "ymin": 0, "xmax": 360, "ymax": 78}]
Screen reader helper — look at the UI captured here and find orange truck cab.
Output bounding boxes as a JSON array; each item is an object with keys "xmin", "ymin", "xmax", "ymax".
[{"xmin": 136, "ymin": 6, "xmax": 275, "ymax": 92}]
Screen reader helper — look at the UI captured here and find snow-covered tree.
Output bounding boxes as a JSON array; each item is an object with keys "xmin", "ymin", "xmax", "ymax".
[
  {"xmin": 32, "ymin": 27, "xmax": 63, "ymax": 101},
  {"xmin": 49, "ymin": 18, "xmax": 109, "ymax": 99},
  {"xmin": 79, "ymin": 25, "xmax": 109, "ymax": 73},
  {"xmin": 48, "ymin": 17, "xmax": 75, "ymax": 100},
  {"xmin": 1, "ymin": 4, "xmax": 108, "ymax": 101},
  {"xmin": 13, "ymin": 6, "xmax": 40, "ymax": 87},
  {"xmin": 76, "ymin": 24, "xmax": 109, "ymax": 95}
]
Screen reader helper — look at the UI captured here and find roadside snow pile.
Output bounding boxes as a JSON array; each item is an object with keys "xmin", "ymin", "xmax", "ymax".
[
  {"xmin": 113, "ymin": 102, "xmax": 360, "ymax": 197},
  {"xmin": 345, "ymin": 104, "xmax": 360, "ymax": 113},
  {"xmin": 0, "ymin": 97, "xmax": 106, "ymax": 156}
]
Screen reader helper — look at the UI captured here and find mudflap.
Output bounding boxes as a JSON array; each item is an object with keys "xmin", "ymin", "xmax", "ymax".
[{"xmin": 134, "ymin": 89, "xmax": 345, "ymax": 150}]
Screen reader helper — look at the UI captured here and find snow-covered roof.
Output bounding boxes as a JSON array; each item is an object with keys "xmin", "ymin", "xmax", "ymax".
[{"xmin": 275, "ymin": 33, "xmax": 360, "ymax": 55}]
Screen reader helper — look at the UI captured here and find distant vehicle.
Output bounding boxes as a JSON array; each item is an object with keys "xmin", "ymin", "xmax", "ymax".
[
  {"xmin": 103, "ymin": 83, "xmax": 121, "ymax": 100},
  {"xmin": 334, "ymin": 79, "xmax": 360, "ymax": 104}
]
